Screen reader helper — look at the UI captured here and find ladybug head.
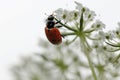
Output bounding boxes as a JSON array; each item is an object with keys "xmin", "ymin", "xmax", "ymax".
[
  {"xmin": 47, "ymin": 15, "xmax": 54, "ymax": 21},
  {"xmin": 46, "ymin": 21, "xmax": 55, "ymax": 29}
]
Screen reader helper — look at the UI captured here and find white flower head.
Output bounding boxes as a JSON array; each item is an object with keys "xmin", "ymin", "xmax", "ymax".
[
  {"xmin": 55, "ymin": 9, "xmax": 72, "ymax": 22},
  {"xmin": 92, "ymin": 20, "xmax": 105, "ymax": 31},
  {"xmin": 110, "ymin": 22, "xmax": 120, "ymax": 38},
  {"xmin": 105, "ymin": 31, "xmax": 114, "ymax": 40},
  {"xmin": 69, "ymin": 10, "xmax": 79, "ymax": 21},
  {"xmin": 99, "ymin": 30, "xmax": 114, "ymax": 40},
  {"xmin": 54, "ymin": 8, "xmax": 64, "ymax": 19},
  {"xmin": 62, "ymin": 9, "xmax": 71, "ymax": 22},
  {"xmin": 92, "ymin": 40, "xmax": 105, "ymax": 53},
  {"xmin": 75, "ymin": 1, "xmax": 83, "ymax": 12},
  {"xmin": 112, "ymin": 29, "xmax": 120, "ymax": 38},
  {"xmin": 84, "ymin": 7, "xmax": 96, "ymax": 21}
]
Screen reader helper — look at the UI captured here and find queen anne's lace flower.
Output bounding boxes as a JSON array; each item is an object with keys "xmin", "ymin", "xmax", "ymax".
[
  {"xmin": 69, "ymin": 11, "xmax": 79, "ymax": 21},
  {"xmin": 84, "ymin": 7, "xmax": 96, "ymax": 22},
  {"xmin": 75, "ymin": 1, "xmax": 83, "ymax": 12},
  {"xmin": 91, "ymin": 20, "xmax": 105, "ymax": 31},
  {"xmin": 113, "ymin": 22, "xmax": 120, "ymax": 38},
  {"xmin": 99, "ymin": 30, "xmax": 114, "ymax": 41},
  {"xmin": 55, "ymin": 9, "xmax": 76, "ymax": 22},
  {"xmin": 54, "ymin": 8, "xmax": 64, "ymax": 20}
]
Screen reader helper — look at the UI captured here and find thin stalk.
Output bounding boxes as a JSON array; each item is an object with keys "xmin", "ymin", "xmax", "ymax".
[
  {"xmin": 106, "ymin": 41, "xmax": 120, "ymax": 47},
  {"xmin": 84, "ymin": 29, "xmax": 95, "ymax": 33},
  {"xmin": 79, "ymin": 10, "xmax": 84, "ymax": 31},
  {"xmin": 106, "ymin": 48, "xmax": 120, "ymax": 52},
  {"xmin": 84, "ymin": 50, "xmax": 97, "ymax": 80},
  {"xmin": 111, "ymin": 54, "xmax": 120, "ymax": 63},
  {"xmin": 54, "ymin": 18, "xmax": 77, "ymax": 32},
  {"xmin": 66, "ymin": 36, "xmax": 78, "ymax": 45},
  {"xmin": 80, "ymin": 36, "xmax": 97, "ymax": 80},
  {"xmin": 61, "ymin": 32, "xmax": 76, "ymax": 37}
]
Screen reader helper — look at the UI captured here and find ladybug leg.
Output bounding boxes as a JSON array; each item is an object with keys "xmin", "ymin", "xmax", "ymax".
[
  {"xmin": 56, "ymin": 20, "xmax": 66, "ymax": 24},
  {"xmin": 61, "ymin": 34, "xmax": 65, "ymax": 38},
  {"xmin": 55, "ymin": 20, "xmax": 61, "ymax": 24},
  {"xmin": 55, "ymin": 20, "xmax": 62, "ymax": 28},
  {"xmin": 56, "ymin": 25, "xmax": 62, "ymax": 28}
]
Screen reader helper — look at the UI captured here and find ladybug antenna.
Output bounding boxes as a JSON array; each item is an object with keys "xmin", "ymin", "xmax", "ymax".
[
  {"xmin": 51, "ymin": 12, "xmax": 54, "ymax": 15},
  {"xmin": 45, "ymin": 12, "xmax": 55, "ymax": 21},
  {"xmin": 52, "ymin": 11, "xmax": 57, "ymax": 17},
  {"xmin": 44, "ymin": 12, "xmax": 55, "ymax": 16}
]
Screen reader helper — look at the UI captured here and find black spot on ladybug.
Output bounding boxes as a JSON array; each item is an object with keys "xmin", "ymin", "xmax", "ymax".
[{"xmin": 52, "ymin": 39, "xmax": 55, "ymax": 42}]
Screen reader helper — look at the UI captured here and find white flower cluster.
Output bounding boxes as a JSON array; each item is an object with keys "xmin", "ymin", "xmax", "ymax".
[
  {"xmin": 55, "ymin": 8, "xmax": 79, "ymax": 22},
  {"xmin": 91, "ymin": 20, "xmax": 105, "ymax": 31},
  {"xmin": 54, "ymin": 1, "xmax": 96, "ymax": 24}
]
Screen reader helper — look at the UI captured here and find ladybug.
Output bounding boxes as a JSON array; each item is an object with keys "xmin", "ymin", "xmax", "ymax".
[{"xmin": 45, "ymin": 15, "xmax": 62, "ymax": 45}]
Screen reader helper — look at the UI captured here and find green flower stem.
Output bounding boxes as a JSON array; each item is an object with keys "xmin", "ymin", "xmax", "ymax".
[
  {"xmin": 106, "ymin": 48, "xmax": 120, "ymax": 52},
  {"xmin": 111, "ymin": 54, "xmax": 120, "ymax": 63},
  {"xmin": 54, "ymin": 18, "xmax": 77, "ymax": 32},
  {"xmin": 80, "ymin": 36, "xmax": 97, "ymax": 80},
  {"xmin": 84, "ymin": 29, "xmax": 95, "ymax": 33},
  {"xmin": 66, "ymin": 36, "xmax": 78, "ymax": 45},
  {"xmin": 84, "ymin": 50, "xmax": 97, "ymax": 80},
  {"xmin": 70, "ymin": 36, "xmax": 78, "ymax": 42},
  {"xmin": 106, "ymin": 41, "xmax": 120, "ymax": 47},
  {"xmin": 62, "ymin": 32, "xmax": 76, "ymax": 37},
  {"xmin": 79, "ymin": 10, "xmax": 84, "ymax": 31},
  {"xmin": 86, "ymin": 35, "xmax": 100, "ymax": 40}
]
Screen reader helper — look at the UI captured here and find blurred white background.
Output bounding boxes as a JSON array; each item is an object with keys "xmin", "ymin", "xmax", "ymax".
[{"xmin": 0, "ymin": 0, "xmax": 120, "ymax": 80}]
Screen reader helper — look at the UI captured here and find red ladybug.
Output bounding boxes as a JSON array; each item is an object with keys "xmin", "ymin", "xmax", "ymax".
[{"xmin": 45, "ymin": 15, "xmax": 62, "ymax": 45}]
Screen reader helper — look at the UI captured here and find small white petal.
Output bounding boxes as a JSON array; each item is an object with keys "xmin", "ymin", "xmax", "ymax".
[
  {"xmin": 54, "ymin": 8, "xmax": 64, "ymax": 19},
  {"xmin": 92, "ymin": 20, "xmax": 105, "ymax": 31},
  {"xmin": 74, "ymin": 1, "xmax": 83, "ymax": 11},
  {"xmin": 118, "ymin": 22, "xmax": 120, "ymax": 27},
  {"xmin": 84, "ymin": 7, "xmax": 96, "ymax": 22}
]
